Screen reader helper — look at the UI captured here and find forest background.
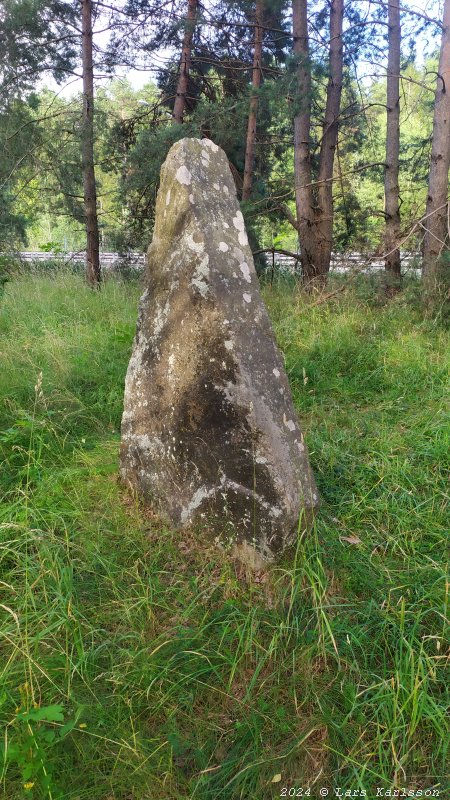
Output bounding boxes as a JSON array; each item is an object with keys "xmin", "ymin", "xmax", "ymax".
[{"xmin": 0, "ymin": 0, "xmax": 449, "ymax": 302}]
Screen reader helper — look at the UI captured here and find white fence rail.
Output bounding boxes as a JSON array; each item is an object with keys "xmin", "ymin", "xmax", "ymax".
[
  {"xmin": 18, "ymin": 251, "xmax": 146, "ymax": 268},
  {"xmin": 274, "ymin": 251, "xmax": 421, "ymax": 274},
  {"xmin": 15, "ymin": 251, "xmax": 421, "ymax": 274}
]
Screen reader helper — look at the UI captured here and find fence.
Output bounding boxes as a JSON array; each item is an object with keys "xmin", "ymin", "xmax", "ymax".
[
  {"xmin": 16, "ymin": 251, "xmax": 421, "ymax": 275},
  {"xmin": 18, "ymin": 252, "xmax": 146, "ymax": 268},
  {"xmin": 273, "ymin": 251, "xmax": 421, "ymax": 274}
]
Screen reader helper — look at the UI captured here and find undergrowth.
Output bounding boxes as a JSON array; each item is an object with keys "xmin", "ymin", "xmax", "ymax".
[{"xmin": 0, "ymin": 273, "xmax": 448, "ymax": 799}]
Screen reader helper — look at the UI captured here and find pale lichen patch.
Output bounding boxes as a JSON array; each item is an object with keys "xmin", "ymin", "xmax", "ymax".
[
  {"xmin": 218, "ymin": 242, "xmax": 229, "ymax": 252},
  {"xmin": 186, "ymin": 233, "xmax": 205, "ymax": 254},
  {"xmin": 243, "ymin": 293, "xmax": 251, "ymax": 304},
  {"xmin": 180, "ymin": 485, "xmax": 216, "ymax": 523},
  {"xmin": 167, "ymin": 352, "xmax": 176, "ymax": 384},
  {"xmin": 203, "ymin": 138, "xmax": 219, "ymax": 152},
  {"xmin": 283, "ymin": 414, "xmax": 296, "ymax": 432},
  {"xmin": 238, "ymin": 230, "xmax": 248, "ymax": 247},
  {"xmin": 239, "ymin": 262, "xmax": 251, "ymax": 283},
  {"xmin": 176, "ymin": 165, "xmax": 192, "ymax": 185},
  {"xmin": 191, "ymin": 254, "xmax": 210, "ymax": 298},
  {"xmin": 152, "ymin": 299, "xmax": 170, "ymax": 342},
  {"xmin": 232, "ymin": 210, "xmax": 245, "ymax": 232}
]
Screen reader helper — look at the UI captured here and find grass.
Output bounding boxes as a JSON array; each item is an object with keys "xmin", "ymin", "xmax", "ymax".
[{"xmin": 0, "ymin": 272, "xmax": 448, "ymax": 799}]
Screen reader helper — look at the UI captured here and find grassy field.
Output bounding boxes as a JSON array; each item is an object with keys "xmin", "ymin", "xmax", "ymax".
[{"xmin": 0, "ymin": 273, "xmax": 448, "ymax": 800}]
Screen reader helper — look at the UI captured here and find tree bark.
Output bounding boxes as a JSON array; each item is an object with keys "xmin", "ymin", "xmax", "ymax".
[
  {"xmin": 384, "ymin": 0, "xmax": 402, "ymax": 293},
  {"xmin": 422, "ymin": 0, "xmax": 450, "ymax": 301},
  {"xmin": 292, "ymin": 0, "xmax": 315, "ymax": 282},
  {"xmin": 242, "ymin": 1, "xmax": 264, "ymax": 201},
  {"xmin": 81, "ymin": 0, "xmax": 101, "ymax": 287},
  {"xmin": 314, "ymin": 0, "xmax": 344, "ymax": 285},
  {"xmin": 172, "ymin": 0, "xmax": 198, "ymax": 124}
]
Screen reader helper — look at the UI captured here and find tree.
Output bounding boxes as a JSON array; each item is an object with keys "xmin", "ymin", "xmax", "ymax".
[
  {"xmin": 314, "ymin": 0, "xmax": 344, "ymax": 284},
  {"xmin": 0, "ymin": 0, "xmax": 76, "ymax": 107},
  {"xmin": 384, "ymin": 0, "xmax": 402, "ymax": 292},
  {"xmin": 422, "ymin": 0, "xmax": 450, "ymax": 306},
  {"xmin": 173, "ymin": 0, "xmax": 199, "ymax": 124},
  {"xmin": 0, "ymin": 0, "xmax": 447, "ymax": 287},
  {"xmin": 0, "ymin": 98, "xmax": 41, "ymax": 249},
  {"xmin": 291, "ymin": 0, "xmax": 344, "ymax": 287},
  {"xmin": 242, "ymin": 1, "xmax": 264, "ymax": 200},
  {"xmin": 81, "ymin": 0, "xmax": 101, "ymax": 286},
  {"xmin": 292, "ymin": 0, "xmax": 315, "ymax": 280}
]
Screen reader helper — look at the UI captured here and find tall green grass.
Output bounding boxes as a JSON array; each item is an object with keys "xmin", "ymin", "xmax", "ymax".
[{"xmin": 0, "ymin": 273, "xmax": 448, "ymax": 799}]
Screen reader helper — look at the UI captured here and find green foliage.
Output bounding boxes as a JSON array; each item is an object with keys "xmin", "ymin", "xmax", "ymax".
[
  {"xmin": 0, "ymin": 0, "xmax": 76, "ymax": 103},
  {"xmin": 0, "ymin": 255, "xmax": 19, "ymax": 299},
  {"xmin": 0, "ymin": 99, "xmax": 43, "ymax": 248},
  {"xmin": 2, "ymin": 701, "xmax": 82, "ymax": 798},
  {"xmin": 116, "ymin": 120, "xmax": 196, "ymax": 248},
  {"xmin": 0, "ymin": 48, "xmax": 443, "ymax": 260},
  {"xmin": 0, "ymin": 274, "xmax": 448, "ymax": 798}
]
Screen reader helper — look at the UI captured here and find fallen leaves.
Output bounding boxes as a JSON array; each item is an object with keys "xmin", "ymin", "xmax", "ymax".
[{"xmin": 340, "ymin": 535, "xmax": 362, "ymax": 545}]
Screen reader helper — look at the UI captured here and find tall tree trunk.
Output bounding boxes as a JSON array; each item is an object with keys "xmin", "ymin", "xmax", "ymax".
[
  {"xmin": 314, "ymin": 0, "xmax": 344, "ymax": 286},
  {"xmin": 173, "ymin": 0, "xmax": 198, "ymax": 124},
  {"xmin": 384, "ymin": 0, "xmax": 401, "ymax": 293},
  {"xmin": 242, "ymin": 1, "xmax": 264, "ymax": 201},
  {"xmin": 81, "ymin": 0, "xmax": 101, "ymax": 287},
  {"xmin": 292, "ymin": 0, "xmax": 315, "ymax": 282},
  {"xmin": 422, "ymin": 0, "xmax": 450, "ymax": 302}
]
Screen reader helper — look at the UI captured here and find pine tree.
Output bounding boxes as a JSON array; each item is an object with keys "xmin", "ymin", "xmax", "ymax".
[
  {"xmin": 422, "ymin": 0, "xmax": 450, "ymax": 309},
  {"xmin": 0, "ymin": 0, "xmax": 76, "ymax": 104},
  {"xmin": 173, "ymin": 0, "xmax": 199, "ymax": 124},
  {"xmin": 384, "ymin": 0, "xmax": 402, "ymax": 293},
  {"xmin": 314, "ymin": 0, "xmax": 344, "ymax": 284},
  {"xmin": 81, "ymin": 0, "xmax": 101, "ymax": 286},
  {"xmin": 242, "ymin": 1, "xmax": 264, "ymax": 200},
  {"xmin": 291, "ymin": 0, "xmax": 344, "ymax": 287}
]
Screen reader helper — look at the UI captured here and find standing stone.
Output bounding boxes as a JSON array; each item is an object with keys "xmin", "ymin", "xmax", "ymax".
[{"xmin": 120, "ymin": 138, "xmax": 318, "ymax": 560}]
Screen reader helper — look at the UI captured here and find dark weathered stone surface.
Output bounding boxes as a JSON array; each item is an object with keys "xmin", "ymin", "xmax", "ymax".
[{"xmin": 120, "ymin": 137, "xmax": 318, "ymax": 559}]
